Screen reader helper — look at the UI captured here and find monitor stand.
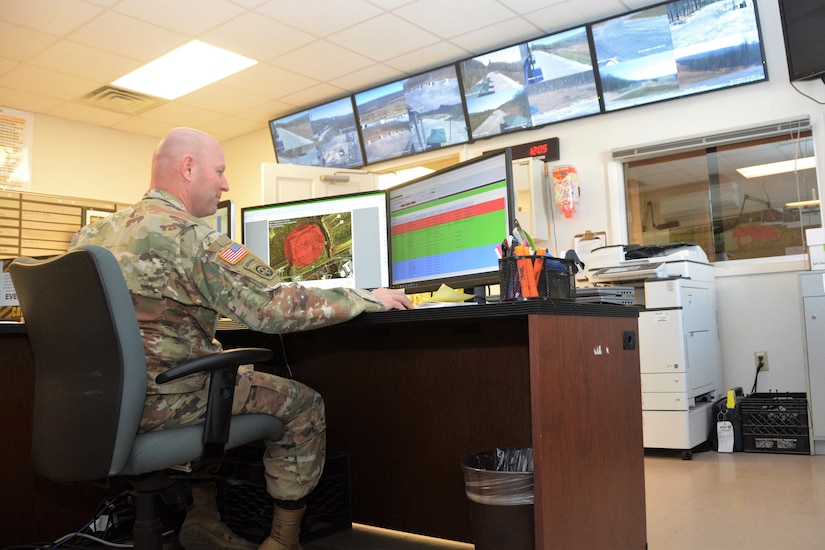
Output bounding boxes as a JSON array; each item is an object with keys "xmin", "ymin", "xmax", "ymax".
[{"xmin": 470, "ymin": 286, "xmax": 487, "ymax": 304}]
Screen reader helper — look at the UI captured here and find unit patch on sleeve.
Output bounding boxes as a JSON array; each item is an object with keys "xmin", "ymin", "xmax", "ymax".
[{"xmin": 218, "ymin": 243, "xmax": 249, "ymax": 265}]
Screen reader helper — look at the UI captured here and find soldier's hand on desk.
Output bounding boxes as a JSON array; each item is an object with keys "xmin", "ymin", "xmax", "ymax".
[{"xmin": 371, "ymin": 288, "xmax": 415, "ymax": 310}]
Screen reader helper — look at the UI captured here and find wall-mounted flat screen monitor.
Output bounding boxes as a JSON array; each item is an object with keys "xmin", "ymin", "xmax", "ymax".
[
  {"xmin": 269, "ymin": 97, "xmax": 364, "ymax": 169},
  {"xmin": 388, "ymin": 149, "xmax": 515, "ymax": 294},
  {"xmin": 522, "ymin": 26, "xmax": 601, "ymax": 126},
  {"xmin": 459, "ymin": 45, "xmax": 532, "ymax": 140},
  {"xmin": 201, "ymin": 199, "xmax": 234, "ymax": 240},
  {"xmin": 778, "ymin": 0, "xmax": 825, "ymax": 81},
  {"xmin": 591, "ymin": 0, "xmax": 767, "ymax": 112},
  {"xmin": 241, "ymin": 191, "xmax": 389, "ymax": 290},
  {"xmin": 355, "ymin": 65, "xmax": 469, "ymax": 165}
]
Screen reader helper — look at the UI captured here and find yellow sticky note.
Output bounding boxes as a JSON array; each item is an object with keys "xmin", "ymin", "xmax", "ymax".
[{"xmin": 425, "ymin": 284, "xmax": 474, "ymax": 303}]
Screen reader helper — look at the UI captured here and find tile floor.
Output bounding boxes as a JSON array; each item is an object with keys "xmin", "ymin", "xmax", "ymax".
[{"xmin": 303, "ymin": 450, "xmax": 825, "ymax": 549}]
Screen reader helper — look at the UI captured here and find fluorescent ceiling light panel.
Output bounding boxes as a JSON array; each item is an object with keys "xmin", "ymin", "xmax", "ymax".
[
  {"xmin": 113, "ymin": 40, "xmax": 257, "ymax": 100},
  {"xmin": 736, "ymin": 156, "xmax": 817, "ymax": 179}
]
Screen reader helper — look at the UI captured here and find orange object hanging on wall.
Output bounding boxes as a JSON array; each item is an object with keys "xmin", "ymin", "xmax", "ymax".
[{"xmin": 552, "ymin": 165, "xmax": 580, "ymax": 218}]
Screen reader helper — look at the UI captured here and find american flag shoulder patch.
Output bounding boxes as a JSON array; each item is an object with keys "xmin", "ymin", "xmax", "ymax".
[{"xmin": 219, "ymin": 243, "xmax": 249, "ymax": 265}]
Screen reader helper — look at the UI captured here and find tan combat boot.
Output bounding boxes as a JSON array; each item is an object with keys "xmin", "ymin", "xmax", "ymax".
[
  {"xmin": 257, "ymin": 505, "xmax": 305, "ymax": 550},
  {"xmin": 178, "ymin": 483, "xmax": 257, "ymax": 550}
]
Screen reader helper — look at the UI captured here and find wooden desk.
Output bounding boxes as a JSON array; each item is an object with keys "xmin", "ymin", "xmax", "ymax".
[{"xmin": 220, "ymin": 301, "xmax": 647, "ymax": 549}]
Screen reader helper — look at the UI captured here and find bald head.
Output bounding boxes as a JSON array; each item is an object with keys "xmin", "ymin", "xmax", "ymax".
[{"xmin": 150, "ymin": 127, "xmax": 229, "ymax": 218}]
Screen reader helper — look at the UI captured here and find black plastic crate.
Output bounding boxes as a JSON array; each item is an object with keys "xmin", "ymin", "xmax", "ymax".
[
  {"xmin": 740, "ymin": 392, "xmax": 810, "ymax": 455},
  {"xmin": 216, "ymin": 444, "xmax": 352, "ymax": 543}
]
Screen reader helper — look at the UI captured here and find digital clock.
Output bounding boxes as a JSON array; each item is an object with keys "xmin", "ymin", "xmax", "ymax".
[{"xmin": 509, "ymin": 137, "xmax": 560, "ymax": 161}]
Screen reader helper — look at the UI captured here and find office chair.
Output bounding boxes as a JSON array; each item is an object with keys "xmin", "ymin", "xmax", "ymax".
[{"xmin": 10, "ymin": 245, "xmax": 284, "ymax": 549}]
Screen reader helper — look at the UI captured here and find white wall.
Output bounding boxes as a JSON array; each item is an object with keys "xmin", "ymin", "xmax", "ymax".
[
  {"xmin": 14, "ymin": 0, "xmax": 823, "ymax": 395},
  {"xmin": 26, "ymin": 115, "xmax": 157, "ymax": 204}
]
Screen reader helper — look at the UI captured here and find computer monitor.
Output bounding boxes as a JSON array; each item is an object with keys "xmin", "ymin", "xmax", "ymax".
[
  {"xmin": 241, "ymin": 191, "xmax": 389, "ymax": 290},
  {"xmin": 202, "ymin": 199, "xmax": 235, "ymax": 239},
  {"xmin": 388, "ymin": 149, "xmax": 515, "ymax": 294}
]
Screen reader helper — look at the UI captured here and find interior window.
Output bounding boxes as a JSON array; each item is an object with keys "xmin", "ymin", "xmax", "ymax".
[{"xmin": 623, "ymin": 128, "xmax": 820, "ymax": 262}]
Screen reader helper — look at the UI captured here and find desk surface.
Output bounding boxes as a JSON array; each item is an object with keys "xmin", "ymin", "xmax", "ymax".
[{"xmin": 1, "ymin": 298, "xmax": 638, "ymax": 336}]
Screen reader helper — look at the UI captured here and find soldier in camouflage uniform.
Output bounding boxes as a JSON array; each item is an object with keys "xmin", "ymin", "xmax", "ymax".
[{"xmin": 71, "ymin": 127, "xmax": 413, "ymax": 550}]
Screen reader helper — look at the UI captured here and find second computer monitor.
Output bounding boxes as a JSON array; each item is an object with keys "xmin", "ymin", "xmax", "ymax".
[
  {"xmin": 241, "ymin": 191, "xmax": 390, "ymax": 290},
  {"xmin": 388, "ymin": 150, "xmax": 515, "ymax": 294}
]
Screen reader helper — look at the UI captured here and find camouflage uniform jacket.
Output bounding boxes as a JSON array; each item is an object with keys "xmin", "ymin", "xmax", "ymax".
[{"xmin": 70, "ymin": 189, "xmax": 386, "ymax": 395}]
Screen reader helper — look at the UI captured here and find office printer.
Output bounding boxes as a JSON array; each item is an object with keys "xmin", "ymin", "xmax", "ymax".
[
  {"xmin": 586, "ymin": 242, "xmax": 713, "ymax": 284},
  {"xmin": 585, "ymin": 241, "xmax": 721, "ymax": 456}
]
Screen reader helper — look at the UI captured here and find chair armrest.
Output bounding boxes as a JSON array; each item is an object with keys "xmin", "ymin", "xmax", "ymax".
[
  {"xmin": 155, "ymin": 347, "xmax": 273, "ymax": 384},
  {"xmin": 155, "ymin": 347, "xmax": 274, "ymax": 461}
]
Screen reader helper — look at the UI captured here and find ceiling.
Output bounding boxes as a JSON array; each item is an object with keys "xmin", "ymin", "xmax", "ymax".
[{"xmin": 0, "ymin": 0, "xmax": 653, "ymax": 143}]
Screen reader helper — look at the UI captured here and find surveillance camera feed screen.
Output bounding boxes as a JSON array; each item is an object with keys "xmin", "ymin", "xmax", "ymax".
[
  {"xmin": 270, "ymin": 97, "xmax": 364, "ymax": 169},
  {"xmin": 241, "ymin": 191, "xmax": 389, "ymax": 290},
  {"xmin": 460, "ymin": 27, "xmax": 600, "ymax": 140},
  {"xmin": 592, "ymin": 0, "xmax": 766, "ymax": 112},
  {"xmin": 523, "ymin": 26, "xmax": 601, "ymax": 126},
  {"xmin": 354, "ymin": 65, "xmax": 469, "ymax": 165}
]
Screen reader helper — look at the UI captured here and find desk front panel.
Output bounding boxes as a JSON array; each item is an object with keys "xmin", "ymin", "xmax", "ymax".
[{"xmin": 225, "ymin": 314, "xmax": 533, "ymax": 542}]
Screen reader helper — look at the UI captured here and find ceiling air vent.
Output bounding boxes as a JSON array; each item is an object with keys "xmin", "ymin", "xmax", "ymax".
[{"xmin": 83, "ymin": 85, "xmax": 163, "ymax": 115}]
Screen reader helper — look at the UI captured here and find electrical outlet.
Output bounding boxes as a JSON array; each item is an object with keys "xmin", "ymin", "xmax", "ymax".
[{"xmin": 754, "ymin": 351, "xmax": 769, "ymax": 372}]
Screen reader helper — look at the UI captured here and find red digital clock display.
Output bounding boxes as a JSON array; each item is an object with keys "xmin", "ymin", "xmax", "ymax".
[
  {"xmin": 529, "ymin": 143, "xmax": 548, "ymax": 157},
  {"xmin": 507, "ymin": 137, "xmax": 559, "ymax": 161}
]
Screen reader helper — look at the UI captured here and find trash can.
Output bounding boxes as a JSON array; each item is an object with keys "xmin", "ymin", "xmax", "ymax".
[{"xmin": 460, "ymin": 448, "xmax": 534, "ymax": 550}]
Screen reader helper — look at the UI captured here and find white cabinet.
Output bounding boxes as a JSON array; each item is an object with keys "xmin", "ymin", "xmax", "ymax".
[
  {"xmin": 800, "ymin": 271, "xmax": 825, "ymax": 454},
  {"xmin": 639, "ymin": 276, "xmax": 722, "ymax": 456}
]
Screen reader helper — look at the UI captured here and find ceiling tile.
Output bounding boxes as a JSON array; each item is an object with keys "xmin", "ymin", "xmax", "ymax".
[
  {"xmin": 113, "ymin": 0, "xmax": 246, "ymax": 36},
  {"xmin": 46, "ymin": 101, "xmax": 131, "ymax": 127},
  {"xmin": 0, "ymin": 0, "xmax": 102, "ymax": 36},
  {"xmin": 393, "ymin": 0, "xmax": 516, "ymax": 39},
  {"xmin": 0, "ymin": 57, "xmax": 17, "ymax": 77},
  {"xmin": 327, "ymin": 13, "xmax": 440, "ymax": 61},
  {"xmin": 495, "ymin": 0, "xmax": 567, "ymax": 15},
  {"xmin": 0, "ymin": 21, "xmax": 59, "ymax": 61},
  {"xmin": 272, "ymin": 40, "xmax": 375, "ymax": 81},
  {"xmin": 226, "ymin": 0, "xmax": 268, "ymax": 7},
  {"xmin": 450, "ymin": 17, "xmax": 542, "ymax": 54},
  {"xmin": 328, "ymin": 63, "xmax": 405, "ymax": 93},
  {"xmin": 68, "ymin": 11, "xmax": 188, "ymax": 62},
  {"xmin": 277, "ymin": 83, "xmax": 351, "ymax": 111},
  {"xmin": 365, "ymin": 0, "xmax": 416, "ymax": 9},
  {"xmin": 383, "ymin": 41, "xmax": 470, "ymax": 74},
  {"xmin": 255, "ymin": 0, "xmax": 384, "ymax": 37},
  {"xmin": 221, "ymin": 63, "xmax": 320, "ymax": 100},
  {"xmin": 532, "ymin": 0, "xmax": 628, "ymax": 29},
  {"xmin": 1, "ymin": 64, "xmax": 100, "ymax": 101},
  {"xmin": 29, "ymin": 40, "xmax": 142, "ymax": 83},
  {"xmin": 200, "ymin": 116, "xmax": 264, "ymax": 141},
  {"xmin": 200, "ymin": 12, "xmax": 316, "ymax": 62},
  {"xmin": 111, "ymin": 116, "xmax": 174, "ymax": 138},
  {"xmin": 0, "ymin": 85, "xmax": 64, "ymax": 113},
  {"xmin": 141, "ymin": 102, "xmax": 226, "ymax": 128},
  {"xmin": 177, "ymin": 83, "xmax": 269, "ymax": 115},
  {"xmin": 236, "ymin": 98, "xmax": 297, "ymax": 124}
]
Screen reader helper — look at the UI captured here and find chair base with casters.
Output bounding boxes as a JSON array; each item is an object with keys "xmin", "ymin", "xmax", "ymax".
[{"xmin": 10, "ymin": 245, "xmax": 284, "ymax": 549}]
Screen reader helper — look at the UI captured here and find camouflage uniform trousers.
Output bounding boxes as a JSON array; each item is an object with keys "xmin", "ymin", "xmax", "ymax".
[{"xmin": 142, "ymin": 365, "xmax": 326, "ymax": 502}]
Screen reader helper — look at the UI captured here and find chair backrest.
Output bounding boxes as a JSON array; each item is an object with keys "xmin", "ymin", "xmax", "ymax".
[{"xmin": 10, "ymin": 245, "xmax": 147, "ymax": 482}]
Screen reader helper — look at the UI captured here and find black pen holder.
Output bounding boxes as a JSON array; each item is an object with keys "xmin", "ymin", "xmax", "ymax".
[{"xmin": 499, "ymin": 255, "xmax": 576, "ymax": 301}]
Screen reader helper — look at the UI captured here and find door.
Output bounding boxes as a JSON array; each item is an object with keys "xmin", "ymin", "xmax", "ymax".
[{"xmin": 261, "ymin": 163, "xmax": 378, "ymax": 205}]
